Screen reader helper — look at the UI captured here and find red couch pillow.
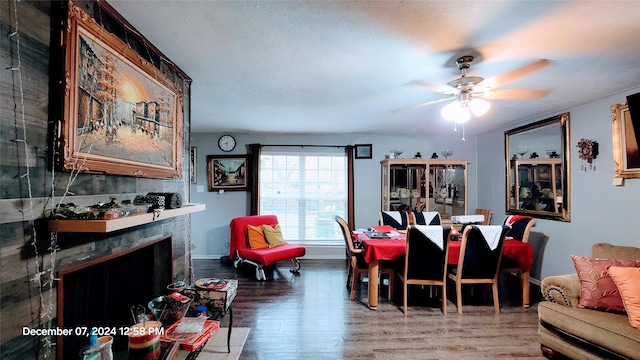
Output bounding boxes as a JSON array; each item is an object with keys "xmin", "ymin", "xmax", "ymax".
[{"xmin": 571, "ymin": 255, "xmax": 640, "ymax": 313}]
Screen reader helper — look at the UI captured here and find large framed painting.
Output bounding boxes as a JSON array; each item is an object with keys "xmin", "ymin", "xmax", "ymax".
[
  {"xmin": 56, "ymin": 2, "xmax": 184, "ymax": 178},
  {"xmin": 612, "ymin": 102, "xmax": 640, "ymax": 178},
  {"xmin": 207, "ymin": 155, "xmax": 249, "ymax": 192}
]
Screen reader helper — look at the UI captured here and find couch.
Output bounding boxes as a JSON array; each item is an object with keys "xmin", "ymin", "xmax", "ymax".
[
  {"xmin": 229, "ymin": 215, "xmax": 306, "ymax": 280},
  {"xmin": 538, "ymin": 242, "xmax": 640, "ymax": 359}
]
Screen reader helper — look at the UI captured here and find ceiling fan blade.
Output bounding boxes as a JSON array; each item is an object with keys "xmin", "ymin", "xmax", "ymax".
[
  {"xmin": 481, "ymin": 59, "xmax": 551, "ymax": 89},
  {"xmin": 486, "ymin": 88, "xmax": 551, "ymax": 100},
  {"xmin": 392, "ymin": 96, "xmax": 456, "ymax": 112},
  {"xmin": 405, "ymin": 80, "xmax": 455, "ymax": 94}
]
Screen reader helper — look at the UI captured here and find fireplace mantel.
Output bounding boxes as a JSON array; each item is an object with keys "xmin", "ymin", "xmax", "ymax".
[{"xmin": 48, "ymin": 203, "xmax": 205, "ymax": 233}]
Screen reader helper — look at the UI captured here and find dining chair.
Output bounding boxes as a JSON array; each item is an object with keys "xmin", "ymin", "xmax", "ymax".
[
  {"xmin": 335, "ymin": 216, "xmax": 394, "ymax": 301},
  {"xmin": 502, "ymin": 215, "xmax": 537, "ymax": 243},
  {"xmin": 448, "ymin": 225, "xmax": 510, "ymax": 314},
  {"xmin": 397, "ymin": 225, "xmax": 451, "ymax": 315},
  {"xmin": 379, "ymin": 210, "xmax": 410, "ymax": 230},
  {"xmin": 409, "ymin": 211, "xmax": 442, "ymax": 225},
  {"xmin": 501, "ymin": 215, "xmax": 537, "ymax": 305},
  {"xmin": 474, "ymin": 208, "xmax": 492, "ymax": 225}
]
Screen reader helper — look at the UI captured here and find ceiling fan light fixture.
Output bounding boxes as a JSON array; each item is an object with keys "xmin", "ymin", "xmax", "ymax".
[
  {"xmin": 441, "ymin": 100, "xmax": 470, "ymax": 123},
  {"xmin": 469, "ymin": 98, "xmax": 491, "ymax": 117}
]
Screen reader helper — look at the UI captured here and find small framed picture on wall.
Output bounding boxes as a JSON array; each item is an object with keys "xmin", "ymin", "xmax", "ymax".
[
  {"xmin": 354, "ymin": 144, "xmax": 373, "ymax": 159},
  {"xmin": 206, "ymin": 155, "xmax": 249, "ymax": 191},
  {"xmin": 190, "ymin": 147, "xmax": 197, "ymax": 183}
]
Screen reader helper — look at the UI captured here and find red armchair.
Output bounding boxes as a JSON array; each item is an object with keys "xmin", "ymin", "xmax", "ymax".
[{"xmin": 229, "ymin": 215, "xmax": 306, "ymax": 280}]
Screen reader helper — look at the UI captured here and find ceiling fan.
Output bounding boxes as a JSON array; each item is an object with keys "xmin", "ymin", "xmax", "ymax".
[{"xmin": 397, "ymin": 55, "xmax": 551, "ymax": 122}]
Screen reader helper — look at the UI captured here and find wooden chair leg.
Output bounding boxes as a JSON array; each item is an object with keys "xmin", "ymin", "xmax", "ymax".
[
  {"xmin": 441, "ymin": 283, "xmax": 447, "ymax": 316},
  {"xmin": 522, "ymin": 271, "xmax": 530, "ymax": 308},
  {"xmin": 346, "ymin": 263, "xmax": 352, "ymax": 289},
  {"xmin": 403, "ymin": 282, "xmax": 408, "ymax": 315},
  {"xmin": 492, "ymin": 280, "xmax": 500, "ymax": 314},
  {"xmin": 456, "ymin": 280, "xmax": 463, "ymax": 314},
  {"xmin": 350, "ymin": 269, "xmax": 358, "ymax": 300}
]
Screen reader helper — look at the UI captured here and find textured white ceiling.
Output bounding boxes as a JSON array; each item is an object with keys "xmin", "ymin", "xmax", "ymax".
[{"xmin": 108, "ymin": 0, "xmax": 640, "ymax": 137}]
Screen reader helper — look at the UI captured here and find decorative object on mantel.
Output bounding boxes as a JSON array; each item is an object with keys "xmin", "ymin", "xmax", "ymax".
[
  {"xmin": 48, "ymin": 204, "xmax": 206, "ymax": 233},
  {"xmin": 515, "ymin": 148, "xmax": 528, "ymax": 159},
  {"xmin": 51, "ymin": 198, "xmax": 152, "ymax": 220},
  {"xmin": 147, "ymin": 192, "xmax": 183, "ymax": 209},
  {"xmin": 431, "ymin": 152, "xmax": 439, "ymax": 159},
  {"xmin": 441, "ymin": 149, "xmax": 453, "ymax": 159},
  {"xmin": 546, "ymin": 149, "xmax": 560, "ymax": 158},
  {"xmin": 529, "ymin": 152, "xmax": 539, "ymax": 159},
  {"xmin": 414, "ymin": 152, "xmax": 422, "ymax": 159},
  {"xmin": 576, "ymin": 138, "xmax": 599, "ymax": 171},
  {"xmin": 392, "ymin": 148, "xmax": 404, "ymax": 158}
]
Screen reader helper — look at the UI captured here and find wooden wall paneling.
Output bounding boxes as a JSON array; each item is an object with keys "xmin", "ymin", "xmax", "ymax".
[
  {"xmin": 0, "ymin": 289, "xmax": 55, "ymax": 346},
  {"xmin": 0, "ymin": 1, "xmax": 192, "ymax": 358}
]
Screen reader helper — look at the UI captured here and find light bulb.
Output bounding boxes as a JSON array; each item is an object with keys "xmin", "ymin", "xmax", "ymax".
[
  {"xmin": 469, "ymin": 98, "xmax": 490, "ymax": 117},
  {"xmin": 441, "ymin": 101, "xmax": 470, "ymax": 123}
]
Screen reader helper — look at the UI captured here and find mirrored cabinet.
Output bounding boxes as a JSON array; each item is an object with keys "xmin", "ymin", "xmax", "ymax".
[
  {"xmin": 510, "ymin": 158, "xmax": 563, "ymax": 214},
  {"xmin": 381, "ymin": 159, "xmax": 467, "ymax": 220}
]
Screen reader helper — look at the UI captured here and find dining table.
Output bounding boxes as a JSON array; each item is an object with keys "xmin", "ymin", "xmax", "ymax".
[{"xmin": 353, "ymin": 231, "xmax": 534, "ymax": 310}]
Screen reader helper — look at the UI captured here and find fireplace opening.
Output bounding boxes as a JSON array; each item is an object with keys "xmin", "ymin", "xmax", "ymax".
[{"xmin": 57, "ymin": 235, "xmax": 172, "ymax": 359}]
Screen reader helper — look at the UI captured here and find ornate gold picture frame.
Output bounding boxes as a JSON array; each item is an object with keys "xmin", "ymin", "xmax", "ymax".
[
  {"xmin": 56, "ymin": 2, "xmax": 184, "ymax": 179},
  {"xmin": 611, "ymin": 102, "xmax": 640, "ymax": 178}
]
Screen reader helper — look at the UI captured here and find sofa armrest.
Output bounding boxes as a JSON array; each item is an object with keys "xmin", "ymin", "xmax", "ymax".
[{"xmin": 540, "ymin": 274, "xmax": 581, "ymax": 307}]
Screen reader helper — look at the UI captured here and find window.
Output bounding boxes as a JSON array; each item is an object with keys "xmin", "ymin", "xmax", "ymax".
[{"xmin": 259, "ymin": 147, "xmax": 347, "ymax": 245}]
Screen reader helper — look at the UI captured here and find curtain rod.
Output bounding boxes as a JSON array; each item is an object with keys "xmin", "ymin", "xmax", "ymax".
[{"xmin": 250, "ymin": 144, "xmax": 352, "ymax": 149}]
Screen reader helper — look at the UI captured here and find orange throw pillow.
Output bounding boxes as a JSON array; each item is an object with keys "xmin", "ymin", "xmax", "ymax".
[
  {"xmin": 247, "ymin": 224, "xmax": 268, "ymax": 249},
  {"xmin": 608, "ymin": 266, "xmax": 640, "ymax": 329}
]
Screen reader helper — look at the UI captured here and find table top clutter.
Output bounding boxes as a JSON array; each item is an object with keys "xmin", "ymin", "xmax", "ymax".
[{"xmin": 147, "ymin": 278, "xmax": 237, "ymax": 358}]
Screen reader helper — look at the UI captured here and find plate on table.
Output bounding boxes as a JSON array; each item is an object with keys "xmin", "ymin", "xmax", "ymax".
[
  {"xmin": 364, "ymin": 231, "xmax": 390, "ymax": 239},
  {"xmin": 195, "ymin": 278, "xmax": 228, "ymax": 290}
]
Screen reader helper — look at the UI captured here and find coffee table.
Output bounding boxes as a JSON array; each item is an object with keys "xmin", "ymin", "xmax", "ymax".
[{"xmin": 181, "ymin": 279, "xmax": 238, "ymax": 353}]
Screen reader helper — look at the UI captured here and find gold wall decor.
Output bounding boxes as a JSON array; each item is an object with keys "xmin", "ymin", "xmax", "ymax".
[
  {"xmin": 611, "ymin": 102, "xmax": 640, "ymax": 179},
  {"xmin": 505, "ymin": 112, "xmax": 571, "ymax": 222},
  {"xmin": 55, "ymin": 2, "xmax": 184, "ymax": 178}
]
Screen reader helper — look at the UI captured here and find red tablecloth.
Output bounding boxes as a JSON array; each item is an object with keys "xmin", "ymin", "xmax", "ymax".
[{"xmin": 356, "ymin": 234, "xmax": 533, "ymax": 271}]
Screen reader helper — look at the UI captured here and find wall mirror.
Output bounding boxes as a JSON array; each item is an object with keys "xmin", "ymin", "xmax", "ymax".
[{"xmin": 505, "ymin": 112, "xmax": 571, "ymax": 221}]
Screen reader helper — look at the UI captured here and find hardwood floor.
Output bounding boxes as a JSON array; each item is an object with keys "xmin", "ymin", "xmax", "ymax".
[{"xmin": 194, "ymin": 258, "xmax": 545, "ymax": 360}]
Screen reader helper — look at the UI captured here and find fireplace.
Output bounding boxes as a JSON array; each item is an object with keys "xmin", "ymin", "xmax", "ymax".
[{"xmin": 57, "ymin": 235, "xmax": 173, "ymax": 359}]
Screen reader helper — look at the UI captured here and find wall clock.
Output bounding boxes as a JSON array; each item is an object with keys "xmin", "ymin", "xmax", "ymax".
[{"xmin": 218, "ymin": 135, "xmax": 236, "ymax": 152}]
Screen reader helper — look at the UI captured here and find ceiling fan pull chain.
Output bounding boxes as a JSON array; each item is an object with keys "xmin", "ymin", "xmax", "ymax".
[{"xmin": 462, "ymin": 123, "xmax": 466, "ymax": 142}]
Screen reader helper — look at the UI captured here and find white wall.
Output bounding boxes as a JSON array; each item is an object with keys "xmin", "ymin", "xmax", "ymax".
[
  {"xmin": 477, "ymin": 86, "xmax": 640, "ymax": 279},
  {"xmin": 190, "ymin": 132, "xmax": 477, "ymax": 259}
]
